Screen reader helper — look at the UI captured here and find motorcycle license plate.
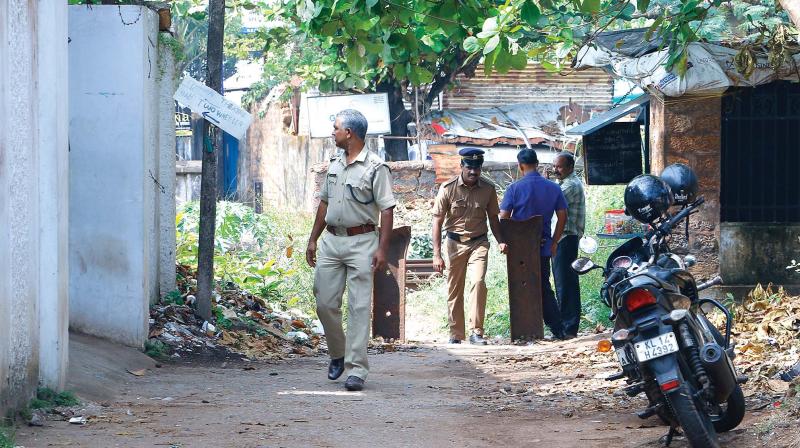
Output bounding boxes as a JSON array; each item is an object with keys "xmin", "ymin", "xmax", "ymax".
[
  {"xmin": 616, "ymin": 348, "xmax": 632, "ymax": 367},
  {"xmin": 634, "ymin": 332, "xmax": 679, "ymax": 362}
]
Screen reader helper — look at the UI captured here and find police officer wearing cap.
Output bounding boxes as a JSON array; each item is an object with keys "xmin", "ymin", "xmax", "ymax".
[
  {"xmin": 431, "ymin": 148, "xmax": 507, "ymax": 345},
  {"xmin": 499, "ymin": 149, "xmax": 568, "ymax": 340},
  {"xmin": 306, "ymin": 109, "xmax": 396, "ymax": 392}
]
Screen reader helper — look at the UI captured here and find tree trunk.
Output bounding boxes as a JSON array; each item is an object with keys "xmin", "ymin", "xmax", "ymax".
[
  {"xmin": 780, "ymin": 0, "xmax": 800, "ymax": 29},
  {"xmin": 377, "ymin": 80, "xmax": 411, "ymax": 161},
  {"xmin": 196, "ymin": 0, "xmax": 225, "ymax": 322}
]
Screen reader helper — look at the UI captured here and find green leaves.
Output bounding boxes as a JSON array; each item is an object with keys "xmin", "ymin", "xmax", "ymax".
[
  {"xmin": 636, "ymin": 0, "xmax": 650, "ymax": 12},
  {"xmin": 484, "ymin": 34, "xmax": 501, "ymax": 54},
  {"xmin": 463, "ymin": 36, "xmax": 481, "ymax": 53},
  {"xmin": 581, "ymin": 0, "xmax": 600, "ymax": 14},
  {"xmin": 520, "ymin": 1, "xmax": 541, "ymax": 26}
]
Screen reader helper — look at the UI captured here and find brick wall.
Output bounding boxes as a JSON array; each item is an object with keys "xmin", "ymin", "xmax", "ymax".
[{"xmin": 649, "ymin": 95, "xmax": 722, "ymax": 280}]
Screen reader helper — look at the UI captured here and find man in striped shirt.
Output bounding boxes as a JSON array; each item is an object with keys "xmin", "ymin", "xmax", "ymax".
[{"xmin": 552, "ymin": 152, "xmax": 586, "ymax": 339}]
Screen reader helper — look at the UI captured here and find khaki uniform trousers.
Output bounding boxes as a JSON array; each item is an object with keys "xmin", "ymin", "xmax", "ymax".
[
  {"xmin": 313, "ymin": 231, "xmax": 378, "ymax": 380},
  {"xmin": 445, "ymin": 238, "xmax": 489, "ymax": 340}
]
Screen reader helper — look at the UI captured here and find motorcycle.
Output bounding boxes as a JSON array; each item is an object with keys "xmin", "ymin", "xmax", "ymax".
[{"xmin": 572, "ymin": 195, "xmax": 746, "ymax": 448}]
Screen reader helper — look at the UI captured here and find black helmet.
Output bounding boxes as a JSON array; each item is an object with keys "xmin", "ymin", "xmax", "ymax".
[
  {"xmin": 624, "ymin": 174, "xmax": 674, "ymax": 223},
  {"xmin": 660, "ymin": 163, "xmax": 698, "ymax": 206}
]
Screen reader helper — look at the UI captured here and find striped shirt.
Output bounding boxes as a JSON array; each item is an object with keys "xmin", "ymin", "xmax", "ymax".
[{"xmin": 559, "ymin": 172, "xmax": 586, "ymax": 239}]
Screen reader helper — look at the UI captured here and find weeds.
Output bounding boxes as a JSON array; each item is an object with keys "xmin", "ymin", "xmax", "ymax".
[
  {"xmin": 144, "ymin": 339, "xmax": 169, "ymax": 359},
  {"xmin": 0, "ymin": 423, "xmax": 13, "ymax": 448},
  {"xmin": 30, "ymin": 388, "xmax": 79, "ymax": 409}
]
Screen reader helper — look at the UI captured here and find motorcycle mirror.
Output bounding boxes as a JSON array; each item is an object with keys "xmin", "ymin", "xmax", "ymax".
[
  {"xmin": 684, "ymin": 254, "xmax": 697, "ymax": 267},
  {"xmin": 579, "ymin": 236, "xmax": 598, "ymax": 254},
  {"xmin": 572, "ymin": 257, "xmax": 597, "ymax": 275}
]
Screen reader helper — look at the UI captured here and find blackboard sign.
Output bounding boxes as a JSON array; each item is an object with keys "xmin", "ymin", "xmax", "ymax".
[{"xmin": 583, "ymin": 122, "xmax": 643, "ymax": 185}]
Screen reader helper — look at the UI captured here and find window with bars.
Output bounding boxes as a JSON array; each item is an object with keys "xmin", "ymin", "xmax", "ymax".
[{"xmin": 721, "ymin": 81, "xmax": 800, "ymax": 223}]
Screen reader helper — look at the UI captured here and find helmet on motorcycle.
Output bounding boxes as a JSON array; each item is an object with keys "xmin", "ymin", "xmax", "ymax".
[
  {"xmin": 624, "ymin": 174, "xmax": 674, "ymax": 224},
  {"xmin": 660, "ymin": 163, "xmax": 698, "ymax": 206}
]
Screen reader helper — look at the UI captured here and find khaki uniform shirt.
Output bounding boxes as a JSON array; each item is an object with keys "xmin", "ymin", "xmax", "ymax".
[
  {"xmin": 319, "ymin": 149, "xmax": 396, "ymax": 228},
  {"xmin": 432, "ymin": 175, "xmax": 500, "ymax": 238}
]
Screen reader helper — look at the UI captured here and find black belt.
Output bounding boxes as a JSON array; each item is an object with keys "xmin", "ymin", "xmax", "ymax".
[{"xmin": 446, "ymin": 232, "xmax": 487, "ymax": 243}]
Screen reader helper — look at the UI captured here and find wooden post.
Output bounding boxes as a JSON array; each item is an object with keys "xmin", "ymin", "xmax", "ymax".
[
  {"xmin": 195, "ymin": 0, "xmax": 225, "ymax": 322},
  {"xmin": 502, "ymin": 216, "xmax": 544, "ymax": 341}
]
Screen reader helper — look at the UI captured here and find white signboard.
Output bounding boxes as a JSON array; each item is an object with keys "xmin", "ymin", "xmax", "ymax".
[
  {"xmin": 173, "ymin": 77, "xmax": 253, "ymax": 140},
  {"xmin": 306, "ymin": 93, "xmax": 391, "ymax": 138}
]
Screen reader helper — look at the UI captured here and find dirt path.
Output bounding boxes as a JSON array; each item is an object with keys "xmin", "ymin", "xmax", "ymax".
[{"xmin": 16, "ymin": 335, "xmax": 780, "ymax": 448}]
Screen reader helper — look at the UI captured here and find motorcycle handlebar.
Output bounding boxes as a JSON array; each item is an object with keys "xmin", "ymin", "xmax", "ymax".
[
  {"xmin": 645, "ymin": 196, "xmax": 706, "ymax": 240},
  {"xmin": 697, "ymin": 275, "xmax": 723, "ymax": 291}
]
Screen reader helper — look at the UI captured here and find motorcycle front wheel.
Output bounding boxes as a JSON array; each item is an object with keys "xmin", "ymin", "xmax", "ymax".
[{"xmin": 665, "ymin": 379, "xmax": 720, "ymax": 448}]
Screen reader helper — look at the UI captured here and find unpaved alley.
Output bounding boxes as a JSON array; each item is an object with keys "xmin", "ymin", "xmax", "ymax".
[{"xmin": 17, "ymin": 334, "xmax": 785, "ymax": 448}]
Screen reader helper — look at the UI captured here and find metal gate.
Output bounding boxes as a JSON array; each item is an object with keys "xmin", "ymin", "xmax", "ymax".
[{"xmin": 721, "ymin": 81, "xmax": 800, "ymax": 223}]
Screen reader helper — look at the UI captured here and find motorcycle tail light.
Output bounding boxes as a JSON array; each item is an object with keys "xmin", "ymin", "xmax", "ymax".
[
  {"xmin": 660, "ymin": 379, "xmax": 681, "ymax": 392},
  {"xmin": 597, "ymin": 339, "xmax": 612, "ymax": 352},
  {"xmin": 625, "ymin": 288, "xmax": 657, "ymax": 312}
]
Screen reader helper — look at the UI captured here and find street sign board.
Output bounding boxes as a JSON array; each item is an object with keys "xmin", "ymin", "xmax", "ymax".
[
  {"xmin": 306, "ymin": 93, "xmax": 391, "ymax": 138},
  {"xmin": 173, "ymin": 76, "xmax": 253, "ymax": 140}
]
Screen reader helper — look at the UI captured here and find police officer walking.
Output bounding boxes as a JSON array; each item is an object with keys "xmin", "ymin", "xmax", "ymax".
[
  {"xmin": 552, "ymin": 152, "xmax": 585, "ymax": 339},
  {"xmin": 499, "ymin": 149, "xmax": 568, "ymax": 340},
  {"xmin": 305, "ymin": 109, "xmax": 396, "ymax": 391},
  {"xmin": 431, "ymin": 148, "xmax": 507, "ymax": 345}
]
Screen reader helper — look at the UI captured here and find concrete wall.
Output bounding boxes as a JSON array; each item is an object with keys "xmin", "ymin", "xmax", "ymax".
[
  {"xmin": 69, "ymin": 6, "xmax": 170, "ymax": 348},
  {"xmin": 157, "ymin": 39, "xmax": 177, "ymax": 297},
  {"xmin": 0, "ymin": 1, "xmax": 70, "ymax": 414}
]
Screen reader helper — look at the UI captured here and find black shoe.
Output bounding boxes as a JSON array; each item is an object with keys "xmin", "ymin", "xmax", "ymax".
[
  {"xmin": 448, "ymin": 338, "xmax": 461, "ymax": 344},
  {"xmin": 327, "ymin": 357, "xmax": 344, "ymax": 380},
  {"xmin": 543, "ymin": 334, "xmax": 566, "ymax": 341},
  {"xmin": 563, "ymin": 333, "xmax": 578, "ymax": 340},
  {"xmin": 344, "ymin": 375, "xmax": 364, "ymax": 391},
  {"xmin": 469, "ymin": 334, "xmax": 488, "ymax": 345}
]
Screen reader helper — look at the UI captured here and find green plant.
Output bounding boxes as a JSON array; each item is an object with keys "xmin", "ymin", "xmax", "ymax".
[
  {"xmin": 409, "ymin": 234, "xmax": 434, "ymax": 260},
  {"xmin": 144, "ymin": 339, "xmax": 169, "ymax": 359},
  {"xmin": 0, "ymin": 422, "xmax": 13, "ymax": 448},
  {"xmin": 162, "ymin": 289, "xmax": 185, "ymax": 306},
  {"xmin": 212, "ymin": 306, "xmax": 233, "ymax": 330}
]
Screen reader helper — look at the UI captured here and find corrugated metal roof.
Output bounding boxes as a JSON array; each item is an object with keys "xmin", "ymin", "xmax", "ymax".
[{"xmin": 442, "ymin": 65, "xmax": 613, "ymax": 110}]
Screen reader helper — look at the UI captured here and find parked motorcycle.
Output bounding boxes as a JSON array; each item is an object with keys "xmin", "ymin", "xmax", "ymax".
[{"xmin": 572, "ymin": 165, "xmax": 746, "ymax": 448}]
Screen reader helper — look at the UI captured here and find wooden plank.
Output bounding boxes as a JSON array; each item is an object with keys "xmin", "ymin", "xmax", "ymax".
[
  {"xmin": 502, "ymin": 216, "xmax": 544, "ymax": 341},
  {"xmin": 372, "ymin": 226, "xmax": 412, "ymax": 341}
]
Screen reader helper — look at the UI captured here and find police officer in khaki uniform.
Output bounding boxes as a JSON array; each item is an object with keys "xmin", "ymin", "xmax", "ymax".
[
  {"xmin": 432, "ymin": 148, "xmax": 507, "ymax": 345},
  {"xmin": 306, "ymin": 109, "xmax": 396, "ymax": 392}
]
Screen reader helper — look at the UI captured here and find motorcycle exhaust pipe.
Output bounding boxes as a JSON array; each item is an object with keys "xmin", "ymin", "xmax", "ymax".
[{"xmin": 700, "ymin": 342, "xmax": 737, "ymax": 403}]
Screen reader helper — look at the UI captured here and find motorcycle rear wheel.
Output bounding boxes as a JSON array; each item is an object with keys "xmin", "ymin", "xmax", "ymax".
[
  {"xmin": 713, "ymin": 385, "xmax": 745, "ymax": 433},
  {"xmin": 665, "ymin": 380, "xmax": 720, "ymax": 448}
]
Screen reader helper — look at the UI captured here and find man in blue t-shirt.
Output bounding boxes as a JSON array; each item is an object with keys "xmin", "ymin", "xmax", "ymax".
[{"xmin": 499, "ymin": 149, "xmax": 568, "ymax": 340}]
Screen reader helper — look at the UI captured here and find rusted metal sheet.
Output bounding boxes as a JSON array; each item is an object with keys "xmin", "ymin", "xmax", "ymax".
[
  {"xmin": 502, "ymin": 216, "xmax": 544, "ymax": 341},
  {"xmin": 405, "ymin": 258, "xmax": 436, "ymax": 291},
  {"xmin": 443, "ymin": 65, "xmax": 613, "ymax": 111},
  {"xmin": 372, "ymin": 226, "xmax": 411, "ymax": 341}
]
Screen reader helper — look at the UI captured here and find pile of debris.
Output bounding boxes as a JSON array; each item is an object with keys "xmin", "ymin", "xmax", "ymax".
[
  {"xmin": 710, "ymin": 284, "xmax": 800, "ymax": 393},
  {"xmin": 149, "ymin": 265, "xmax": 323, "ymax": 361}
]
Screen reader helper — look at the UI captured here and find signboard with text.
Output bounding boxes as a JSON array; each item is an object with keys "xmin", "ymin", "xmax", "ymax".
[
  {"xmin": 173, "ymin": 77, "xmax": 252, "ymax": 140},
  {"xmin": 306, "ymin": 93, "xmax": 391, "ymax": 138}
]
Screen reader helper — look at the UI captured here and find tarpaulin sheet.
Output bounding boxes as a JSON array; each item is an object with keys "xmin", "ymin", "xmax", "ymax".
[
  {"xmin": 576, "ymin": 39, "xmax": 800, "ymax": 97},
  {"xmin": 422, "ymin": 102, "xmax": 585, "ymax": 148}
]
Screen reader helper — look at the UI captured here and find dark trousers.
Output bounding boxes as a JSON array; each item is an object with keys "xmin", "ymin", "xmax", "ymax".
[
  {"xmin": 540, "ymin": 256, "xmax": 564, "ymax": 338},
  {"xmin": 554, "ymin": 235, "xmax": 581, "ymax": 336}
]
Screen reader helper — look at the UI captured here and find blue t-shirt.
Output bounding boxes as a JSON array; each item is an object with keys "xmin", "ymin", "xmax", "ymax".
[{"xmin": 500, "ymin": 171, "xmax": 567, "ymax": 257}]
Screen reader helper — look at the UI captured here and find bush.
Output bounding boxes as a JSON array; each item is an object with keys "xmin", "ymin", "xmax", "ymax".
[{"xmin": 176, "ymin": 201, "xmax": 317, "ymax": 317}]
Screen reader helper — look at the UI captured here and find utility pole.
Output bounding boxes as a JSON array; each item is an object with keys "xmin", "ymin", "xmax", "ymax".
[{"xmin": 196, "ymin": 0, "xmax": 225, "ymax": 322}]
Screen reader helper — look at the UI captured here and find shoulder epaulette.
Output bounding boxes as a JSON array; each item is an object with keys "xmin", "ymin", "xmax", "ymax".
[{"xmin": 442, "ymin": 176, "xmax": 459, "ymax": 187}]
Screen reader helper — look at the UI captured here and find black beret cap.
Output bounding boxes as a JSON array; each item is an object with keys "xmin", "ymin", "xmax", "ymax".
[{"xmin": 459, "ymin": 147, "xmax": 485, "ymax": 166}]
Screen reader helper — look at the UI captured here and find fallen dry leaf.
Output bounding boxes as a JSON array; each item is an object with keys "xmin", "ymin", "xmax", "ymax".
[{"xmin": 127, "ymin": 369, "xmax": 147, "ymax": 377}]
